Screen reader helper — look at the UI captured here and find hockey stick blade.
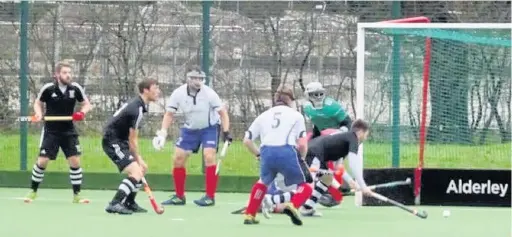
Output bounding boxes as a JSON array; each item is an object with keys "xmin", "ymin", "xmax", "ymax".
[
  {"xmin": 371, "ymin": 192, "xmax": 427, "ymax": 219},
  {"xmin": 215, "ymin": 141, "xmax": 230, "ymax": 175},
  {"xmin": 141, "ymin": 177, "xmax": 164, "ymax": 215}
]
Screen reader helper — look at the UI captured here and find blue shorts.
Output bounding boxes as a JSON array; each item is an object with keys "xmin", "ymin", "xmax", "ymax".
[
  {"xmin": 259, "ymin": 145, "xmax": 312, "ymax": 187},
  {"xmin": 267, "ymin": 182, "xmax": 282, "ymax": 195},
  {"xmin": 176, "ymin": 125, "xmax": 219, "ymax": 152}
]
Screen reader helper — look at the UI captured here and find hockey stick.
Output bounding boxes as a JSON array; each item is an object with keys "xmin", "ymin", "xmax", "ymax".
[
  {"xmin": 18, "ymin": 115, "xmax": 75, "ymax": 122},
  {"xmin": 215, "ymin": 141, "xmax": 230, "ymax": 175},
  {"xmin": 347, "ymin": 178, "xmax": 412, "ymax": 194},
  {"xmin": 141, "ymin": 177, "xmax": 164, "ymax": 215},
  {"xmin": 371, "ymin": 192, "xmax": 428, "ymax": 219}
]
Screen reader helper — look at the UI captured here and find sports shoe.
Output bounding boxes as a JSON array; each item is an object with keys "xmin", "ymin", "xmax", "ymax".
[
  {"xmin": 72, "ymin": 193, "xmax": 90, "ymax": 204},
  {"xmin": 318, "ymin": 194, "xmax": 340, "ymax": 208},
  {"xmin": 261, "ymin": 195, "xmax": 273, "ymax": 219},
  {"xmin": 126, "ymin": 202, "xmax": 148, "ymax": 213},
  {"xmin": 243, "ymin": 214, "xmax": 260, "ymax": 225},
  {"xmin": 299, "ymin": 206, "xmax": 323, "ymax": 217},
  {"xmin": 105, "ymin": 202, "xmax": 133, "ymax": 215},
  {"xmin": 283, "ymin": 203, "xmax": 303, "ymax": 226},
  {"xmin": 161, "ymin": 194, "xmax": 186, "ymax": 205},
  {"xmin": 23, "ymin": 191, "xmax": 37, "ymax": 203},
  {"xmin": 193, "ymin": 195, "xmax": 215, "ymax": 207}
]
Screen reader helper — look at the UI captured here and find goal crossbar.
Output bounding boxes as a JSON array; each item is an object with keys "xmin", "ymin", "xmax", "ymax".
[{"xmin": 358, "ymin": 23, "xmax": 512, "ymax": 30}]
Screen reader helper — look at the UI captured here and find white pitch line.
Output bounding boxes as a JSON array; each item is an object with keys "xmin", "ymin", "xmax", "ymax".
[
  {"xmin": 1, "ymin": 197, "xmax": 509, "ymax": 212},
  {"xmin": 0, "ymin": 196, "xmax": 246, "ymax": 206}
]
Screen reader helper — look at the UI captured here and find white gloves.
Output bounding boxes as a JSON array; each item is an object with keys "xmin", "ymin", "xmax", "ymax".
[
  {"xmin": 152, "ymin": 129, "xmax": 167, "ymax": 150},
  {"xmin": 339, "ymin": 126, "xmax": 349, "ymax": 133}
]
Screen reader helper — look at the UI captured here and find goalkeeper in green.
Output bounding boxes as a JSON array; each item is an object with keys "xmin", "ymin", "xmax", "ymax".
[
  {"xmin": 302, "ymin": 82, "xmax": 352, "ymax": 139},
  {"xmin": 302, "ymin": 82, "xmax": 352, "ymax": 208}
]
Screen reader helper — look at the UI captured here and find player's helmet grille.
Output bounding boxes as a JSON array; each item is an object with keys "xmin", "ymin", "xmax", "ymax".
[
  {"xmin": 308, "ymin": 91, "xmax": 325, "ymax": 100},
  {"xmin": 305, "ymin": 82, "xmax": 325, "ymax": 102}
]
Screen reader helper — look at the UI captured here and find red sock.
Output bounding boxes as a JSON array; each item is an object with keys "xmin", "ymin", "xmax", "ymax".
[
  {"xmin": 328, "ymin": 186, "xmax": 343, "ymax": 202},
  {"xmin": 245, "ymin": 182, "xmax": 267, "ymax": 216},
  {"xmin": 173, "ymin": 167, "xmax": 186, "ymax": 198},
  {"xmin": 327, "ymin": 161, "xmax": 335, "ymax": 171},
  {"xmin": 205, "ymin": 165, "xmax": 218, "ymax": 199},
  {"xmin": 291, "ymin": 183, "xmax": 313, "ymax": 208},
  {"xmin": 334, "ymin": 172, "xmax": 343, "ymax": 185}
]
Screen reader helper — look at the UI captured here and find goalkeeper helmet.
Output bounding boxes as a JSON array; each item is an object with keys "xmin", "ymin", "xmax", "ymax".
[{"xmin": 305, "ymin": 82, "xmax": 326, "ymax": 103}]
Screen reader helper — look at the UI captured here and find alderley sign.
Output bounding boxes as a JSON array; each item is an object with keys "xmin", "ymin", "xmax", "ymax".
[{"xmin": 421, "ymin": 169, "xmax": 511, "ymax": 207}]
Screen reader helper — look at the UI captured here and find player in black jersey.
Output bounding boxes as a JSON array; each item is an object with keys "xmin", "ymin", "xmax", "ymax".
[
  {"xmin": 102, "ymin": 79, "xmax": 160, "ymax": 215},
  {"xmin": 24, "ymin": 61, "xmax": 92, "ymax": 204},
  {"xmin": 260, "ymin": 119, "xmax": 376, "ymax": 217}
]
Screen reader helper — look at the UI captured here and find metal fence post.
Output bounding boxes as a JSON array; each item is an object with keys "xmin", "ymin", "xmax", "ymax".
[
  {"xmin": 201, "ymin": 1, "xmax": 212, "ymax": 174},
  {"xmin": 19, "ymin": 0, "xmax": 30, "ymax": 171}
]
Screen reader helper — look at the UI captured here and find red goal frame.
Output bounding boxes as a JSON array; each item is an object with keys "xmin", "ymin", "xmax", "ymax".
[{"xmin": 380, "ymin": 16, "xmax": 431, "ymax": 205}]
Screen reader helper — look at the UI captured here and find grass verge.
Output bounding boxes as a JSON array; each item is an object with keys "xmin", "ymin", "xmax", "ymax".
[{"xmin": 0, "ymin": 134, "xmax": 509, "ymax": 175}]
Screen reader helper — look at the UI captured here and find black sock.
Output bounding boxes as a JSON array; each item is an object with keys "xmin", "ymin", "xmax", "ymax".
[
  {"xmin": 31, "ymin": 164, "xmax": 45, "ymax": 192},
  {"xmin": 303, "ymin": 180, "xmax": 329, "ymax": 209},
  {"xmin": 125, "ymin": 181, "xmax": 142, "ymax": 205},
  {"xmin": 112, "ymin": 177, "xmax": 137, "ymax": 204},
  {"xmin": 69, "ymin": 167, "xmax": 83, "ymax": 195}
]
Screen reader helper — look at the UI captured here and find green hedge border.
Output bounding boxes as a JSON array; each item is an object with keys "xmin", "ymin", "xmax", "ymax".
[{"xmin": 0, "ymin": 171, "xmax": 256, "ymax": 193}]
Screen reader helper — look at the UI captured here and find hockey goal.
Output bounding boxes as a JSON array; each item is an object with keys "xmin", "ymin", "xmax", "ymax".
[{"xmin": 356, "ymin": 17, "xmax": 511, "ymax": 204}]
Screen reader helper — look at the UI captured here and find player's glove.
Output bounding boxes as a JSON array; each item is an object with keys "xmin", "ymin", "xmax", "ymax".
[
  {"xmin": 339, "ymin": 126, "xmax": 349, "ymax": 133},
  {"xmin": 72, "ymin": 112, "xmax": 85, "ymax": 121},
  {"xmin": 152, "ymin": 129, "xmax": 167, "ymax": 150},
  {"xmin": 222, "ymin": 131, "xmax": 233, "ymax": 143}
]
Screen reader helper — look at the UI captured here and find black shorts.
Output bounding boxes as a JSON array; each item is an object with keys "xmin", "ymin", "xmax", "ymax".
[
  {"xmin": 102, "ymin": 137, "xmax": 135, "ymax": 172},
  {"xmin": 305, "ymin": 152, "xmax": 328, "ymax": 171},
  {"xmin": 39, "ymin": 130, "xmax": 81, "ymax": 160}
]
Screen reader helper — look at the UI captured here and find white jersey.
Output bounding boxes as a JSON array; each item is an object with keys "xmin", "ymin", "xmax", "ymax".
[
  {"xmin": 245, "ymin": 105, "xmax": 306, "ymax": 147},
  {"xmin": 166, "ymin": 84, "xmax": 222, "ymax": 129}
]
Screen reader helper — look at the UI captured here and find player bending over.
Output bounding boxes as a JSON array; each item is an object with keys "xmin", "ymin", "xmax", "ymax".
[
  {"xmin": 24, "ymin": 61, "xmax": 91, "ymax": 204},
  {"xmin": 153, "ymin": 65, "xmax": 232, "ymax": 207},
  {"xmin": 102, "ymin": 79, "xmax": 160, "ymax": 215},
  {"xmin": 303, "ymin": 82, "xmax": 353, "ymax": 206},
  {"xmin": 242, "ymin": 85, "xmax": 313, "ymax": 226},
  {"xmin": 262, "ymin": 119, "xmax": 375, "ymax": 217}
]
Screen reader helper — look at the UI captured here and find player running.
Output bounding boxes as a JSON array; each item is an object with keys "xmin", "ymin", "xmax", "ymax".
[
  {"xmin": 102, "ymin": 79, "xmax": 160, "ymax": 215},
  {"xmin": 153, "ymin": 65, "xmax": 232, "ymax": 207},
  {"xmin": 24, "ymin": 61, "xmax": 91, "ymax": 204},
  {"xmin": 242, "ymin": 85, "xmax": 313, "ymax": 226},
  {"xmin": 262, "ymin": 119, "xmax": 374, "ymax": 217}
]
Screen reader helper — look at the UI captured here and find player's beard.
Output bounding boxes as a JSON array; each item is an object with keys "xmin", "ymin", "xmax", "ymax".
[
  {"xmin": 188, "ymin": 80, "xmax": 202, "ymax": 91},
  {"xmin": 58, "ymin": 76, "xmax": 71, "ymax": 86}
]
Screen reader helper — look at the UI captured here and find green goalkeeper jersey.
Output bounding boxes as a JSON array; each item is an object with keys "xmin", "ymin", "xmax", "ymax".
[{"xmin": 302, "ymin": 97, "xmax": 348, "ymax": 131}]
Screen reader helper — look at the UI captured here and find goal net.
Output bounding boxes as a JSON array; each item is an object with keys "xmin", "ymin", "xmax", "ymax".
[{"xmin": 356, "ymin": 19, "xmax": 511, "ymax": 204}]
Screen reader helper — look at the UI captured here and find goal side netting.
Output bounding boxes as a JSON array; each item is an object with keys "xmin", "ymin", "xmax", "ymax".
[{"xmin": 356, "ymin": 21, "xmax": 511, "ymax": 205}]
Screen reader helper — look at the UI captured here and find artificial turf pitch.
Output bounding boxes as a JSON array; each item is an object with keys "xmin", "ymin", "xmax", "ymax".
[{"xmin": 0, "ymin": 188, "xmax": 509, "ymax": 237}]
